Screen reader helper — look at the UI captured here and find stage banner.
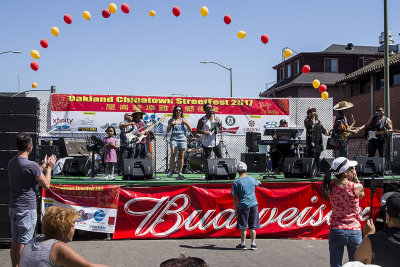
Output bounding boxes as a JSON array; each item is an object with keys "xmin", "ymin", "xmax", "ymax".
[
  {"xmin": 42, "ymin": 185, "xmax": 120, "ymax": 234},
  {"xmin": 113, "ymin": 183, "xmax": 381, "ymax": 239},
  {"xmin": 50, "ymin": 94, "xmax": 289, "ymax": 135}
]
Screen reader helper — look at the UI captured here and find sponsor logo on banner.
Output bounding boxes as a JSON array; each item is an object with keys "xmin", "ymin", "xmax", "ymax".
[
  {"xmin": 100, "ymin": 123, "xmax": 119, "ymax": 130},
  {"xmin": 83, "ymin": 112, "xmax": 96, "ymax": 115},
  {"xmin": 79, "ymin": 209, "xmax": 89, "ymax": 220},
  {"xmin": 221, "ymin": 127, "xmax": 239, "ymax": 134},
  {"xmin": 263, "ymin": 121, "xmax": 279, "ymax": 128},
  {"xmin": 94, "ymin": 210, "xmax": 106, "ymax": 222},
  {"xmin": 243, "ymin": 128, "xmax": 261, "ymax": 132},
  {"xmin": 248, "ymin": 120, "xmax": 255, "ymax": 127},
  {"xmin": 53, "ymin": 117, "xmax": 74, "ymax": 124},
  {"xmin": 78, "ymin": 127, "xmax": 97, "ymax": 132},
  {"xmin": 225, "ymin": 116, "xmax": 236, "ymax": 126},
  {"xmin": 80, "ymin": 118, "xmax": 95, "ymax": 125}
]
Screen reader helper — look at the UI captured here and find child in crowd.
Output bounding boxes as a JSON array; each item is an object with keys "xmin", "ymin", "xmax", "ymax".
[{"xmin": 103, "ymin": 126, "xmax": 118, "ymax": 180}]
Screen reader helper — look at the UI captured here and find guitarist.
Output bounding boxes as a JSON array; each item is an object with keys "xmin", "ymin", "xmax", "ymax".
[
  {"xmin": 196, "ymin": 103, "xmax": 223, "ymax": 172},
  {"xmin": 358, "ymin": 105, "xmax": 393, "ymax": 157},
  {"xmin": 132, "ymin": 109, "xmax": 148, "ymax": 159},
  {"xmin": 118, "ymin": 113, "xmax": 136, "ymax": 175}
]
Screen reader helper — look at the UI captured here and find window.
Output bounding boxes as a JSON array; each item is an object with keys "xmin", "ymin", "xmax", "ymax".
[
  {"xmin": 279, "ymin": 68, "xmax": 284, "ymax": 80},
  {"xmin": 375, "ymin": 74, "xmax": 384, "ymax": 91},
  {"xmin": 360, "ymin": 79, "xmax": 371, "ymax": 94},
  {"xmin": 324, "ymin": 58, "xmax": 338, "ymax": 72},
  {"xmin": 358, "ymin": 57, "xmax": 365, "ymax": 68},
  {"xmin": 287, "ymin": 64, "xmax": 292, "ymax": 78},
  {"xmin": 294, "ymin": 60, "xmax": 300, "ymax": 75}
]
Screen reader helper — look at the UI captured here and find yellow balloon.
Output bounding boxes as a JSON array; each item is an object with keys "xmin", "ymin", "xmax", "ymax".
[
  {"xmin": 237, "ymin": 31, "xmax": 247, "ymax": 39},
  {"xmin": 149, "ymin": 10, "xmax": 156, "ymax": 17},
  {"xmin": 312, "ymin": 79, "xmax": 321, "ymax": 89},
  {"xmin": 82, "ymin": 11, "xmax": 91, "ymax": 20},
  {"xmin": 51, "ymin": 27, "xmax": 59, "ymax": 37},
  {"xmin": 200, "ymin": 6, "xmax": 209, "ymax": 17},
  {"xmin": 321, "ymin": 91, "xmax": 329, "ymax": 100},
  {"xmin": 32, "ymin": 83, "xmax": 37, "ymax": 89},
  {"xmin": 30, "ymin": 50, "xmax": 40, "ymax": 59},
  {"xmin": 283, "ymin": 49, "xmax": 292, "ymax": 58},
  {"xmin": 109, "ymin": 3, "xmax": 117, "ymax": 14}
]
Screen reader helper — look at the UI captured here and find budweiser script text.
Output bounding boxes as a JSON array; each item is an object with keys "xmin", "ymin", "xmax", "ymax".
[{"xmin": 124, "ymin": 194, "xmax": 370, "ymax": 237}]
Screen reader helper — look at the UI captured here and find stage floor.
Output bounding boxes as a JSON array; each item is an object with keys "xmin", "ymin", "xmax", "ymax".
[{"xmin": 50, "ymin": 172, "xmax": 400, "ymax": 186}]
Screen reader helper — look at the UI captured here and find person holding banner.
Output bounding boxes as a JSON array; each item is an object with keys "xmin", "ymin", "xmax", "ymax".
[
  {"xmin": 196, "ymin": 103, "xmax": 222, "ymax": 173},
  {"xmin": 167, "ymin": 105, "xmax": 193, "ymax": 180},
  {"xmin": 19, "ymin": 206, "xmax": 110, "ymax": 267}
]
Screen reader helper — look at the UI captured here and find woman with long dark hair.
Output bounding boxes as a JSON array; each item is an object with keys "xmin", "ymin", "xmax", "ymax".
[
  {"xmin": 167, "ymin": 105, "xmax": 192, "ymax": 180},
  {"xmin": 322, "ymin": 157, "xmax": 365, "ymax": 267}
]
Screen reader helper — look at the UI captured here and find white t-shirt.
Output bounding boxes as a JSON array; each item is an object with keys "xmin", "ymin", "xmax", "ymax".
[{"xmin": 201, "ymin": 115, "xmax": 220, "ymax": 147}]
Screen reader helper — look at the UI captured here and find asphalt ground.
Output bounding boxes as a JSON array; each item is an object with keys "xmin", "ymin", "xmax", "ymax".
[{"xmin": 0, "ymin": 237, "xmax": 349, "ymax": 267}]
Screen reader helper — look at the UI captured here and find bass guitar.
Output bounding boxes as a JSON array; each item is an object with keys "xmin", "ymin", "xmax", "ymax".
[{"xmin": 367, "ymin": 130, "xmax": 400, "ymax": 141}]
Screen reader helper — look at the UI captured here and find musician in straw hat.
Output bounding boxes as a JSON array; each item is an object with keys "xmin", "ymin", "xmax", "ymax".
[{"xmin": 332, "ymin": 101, "xmax": 359, "ymax": 157}]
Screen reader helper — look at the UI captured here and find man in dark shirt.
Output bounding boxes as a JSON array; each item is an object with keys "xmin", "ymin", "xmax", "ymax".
[
  {"xmin": 8, "ymin": 133, "xmax": 55, "ymax": 267},
  {"xmin": 354, "ymin": 192, "xmax": 400, "ymax": 266}
]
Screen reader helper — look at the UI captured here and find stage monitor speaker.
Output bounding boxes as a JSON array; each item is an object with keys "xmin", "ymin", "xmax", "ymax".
[
  {"xmin": 0, "ymin": 204, "xmax": 11, "ymax": 241},
  {"xmin": 320, "ymin": 157, "xmax": 334, "ymax": 174},
  {"xmin": 241, "ymin": 153, "xmax": 267, "ymax": 173},
  {"xmin": 58, "ymin": 138, "xmax": 88, "ymax": 157},
  {"xmin": 39, "ymin": 145, "xmax": 60, "ymax": 163},
  {"xmin": 123, "ymin": 159, "xmax": 153, "ymax": 180},
  {"xmin": 206, "ymin": 158, "xmax": 236, "ymax": 180},
  {"xmin": 0, "ymin": 96, "xmax": 40, "ymax": 115},
  {"xmin": 355, "ymin": 157, "xmax": 385, "ymax": 177},
  {"xmin": 0, "ymin": 170, "xmax": 9, "ymax": 204},
  {"xmin": 246, "ymin": 132, "xmax": 261, "ymax": 152},
  {"xmin": 283, "ymin": 158, "xmax": 316, "ymax": 178},
  {"xmin": 62, "ymin": 157, "xmax": 91, "ymax": 176}
]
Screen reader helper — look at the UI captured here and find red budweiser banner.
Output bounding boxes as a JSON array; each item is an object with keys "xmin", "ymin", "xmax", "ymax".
[{"xmin": 113, "ymin": 183, "xmax": 382, "ymax": 239}]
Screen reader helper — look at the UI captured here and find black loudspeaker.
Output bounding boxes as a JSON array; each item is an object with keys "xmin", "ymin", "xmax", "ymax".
[
  {"xmin": 320, "ymin": 157, "xmax": 334, "ymax": 174},
  {"xmin": 355, "ymin": 157, "xmax": 385, "ymax": 176},
  {"xmin": 0, "ymin": 97, "xmax": 40, "ymax": 115},
  {"xmin": 0, "ymin": 150, "xmax": 38, "ymax": 169},
  {"xmin": 0, "ymin": 204, "xmax": 11, "ymax": 241},
  {"xmin": 63, "ymin": 157, "xmax": 91, "ymax": 176},
  {"xmin": 0, "ymin": 114, "xmax": 39, "ymax": 132},
  {"xmin": 206, "ymin": 158, "xmax": 236, "ymax": 180},
  {"xmin": 246, "ymin": 132, "xmax": 261, "ymax": 152},
  {"xmin": 0, "ymin": 170, "xmax": 9, "ymax": 204},
  {"xmin": 241, "ymin": 153, "xmax": 267, "ymax": 172},
  {"xmin": 283, "ymin": 158, "xmax": 316, "ymax": 178},
  {"xmin": 58, "ymin": 138, "xmax": 88, "ymax": 157},
  {"xmin": 39, "ymin": 145, "xmax": 60, "ymax": 163},
  {"xmin": 123, "ymin": 159, "xmax": 153, "ymax": 180}
]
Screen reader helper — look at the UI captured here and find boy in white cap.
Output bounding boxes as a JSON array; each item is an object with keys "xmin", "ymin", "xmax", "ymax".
[{"xmin": 231, "ymin": 162, "xmax": 261, "ymax": 250}]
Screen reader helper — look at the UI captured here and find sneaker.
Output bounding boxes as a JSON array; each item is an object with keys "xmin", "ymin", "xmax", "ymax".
[
  {"xmin": 105, "ymin": 175, "xmax": 110, "ymax": 180},
  {"xmin": 250, "ymin": 244, "xmax": 257, "ymax": 250},
  {"xmin": 110, "ymin": 175, "xmax": 115, "ymax": 180},
  {"xmin": 235, "ymin": 244, "xmax": 247, "ymax": 250},
  {"xmin": 177, "ymin": 173, "xmax": 185, "ymax": 180},
  {"xmin": 167, "ymin": 171, "xmax": 173, "ymax": 177}
]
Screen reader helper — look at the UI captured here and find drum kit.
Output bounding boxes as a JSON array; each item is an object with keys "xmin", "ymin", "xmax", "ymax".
[{"xmin": 184, "ymin": 136, "xmax": 204, "ymax": 173}]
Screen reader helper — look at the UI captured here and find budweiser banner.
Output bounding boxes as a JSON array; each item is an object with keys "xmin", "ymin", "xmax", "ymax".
[
  {"xmin": 113, "ymin": 183, "xmax": 381, "ymax": 239},
  {"xmin": 42, "ymin": 185, "xmax": 120, "ymax": 233},
  {"xmin": 50, "ymin": 94, "xmax": 289, "ymax": 135}
]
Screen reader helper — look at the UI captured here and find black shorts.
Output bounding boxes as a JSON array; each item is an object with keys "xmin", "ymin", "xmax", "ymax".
[{"xmin": 236, "ymin": 205, "xmax": 261, "ymax": 230}]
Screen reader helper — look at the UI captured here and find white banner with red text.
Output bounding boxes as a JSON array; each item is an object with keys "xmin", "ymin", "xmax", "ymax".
[
  {"xmin": 50, "ymin": 94, "xmax": 289, "ymax": 135},
  {"xmin": 113, "ymin": 183, "xmax": 382, "ymax": 239},
  {"xmin": 42, "ymin": 185, "xmax": 120, "ymax": 234}
]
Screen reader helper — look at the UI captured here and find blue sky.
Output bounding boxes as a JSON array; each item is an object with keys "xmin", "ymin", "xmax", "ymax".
[{"xmin": 1, "ymin": 0, "xmax": 399, "ymax": 97}]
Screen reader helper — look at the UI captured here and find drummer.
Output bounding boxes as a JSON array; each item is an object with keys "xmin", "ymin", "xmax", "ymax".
[{"xmin": 167, "ymin": 105, "xmax": 193, "ymax": 180}]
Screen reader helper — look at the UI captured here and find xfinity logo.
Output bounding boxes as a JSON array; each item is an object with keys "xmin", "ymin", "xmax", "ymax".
[{"xmin": 53, "ymin": 117, "xmax": 74, "ymax": 124}]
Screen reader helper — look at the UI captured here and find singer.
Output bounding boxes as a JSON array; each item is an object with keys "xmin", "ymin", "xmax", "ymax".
[
  {"xmin": 196, "ymin": 103, "xmax": 223, "ymax": 173},
  {"xmin": 166, "ymin": 105, "xmax": 192, "ymax": 180}
]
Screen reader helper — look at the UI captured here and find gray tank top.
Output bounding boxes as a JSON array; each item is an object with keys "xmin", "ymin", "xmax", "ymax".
[{"xmin": 20, "ymin": 236, "xmax": 60, "ymax": 267}]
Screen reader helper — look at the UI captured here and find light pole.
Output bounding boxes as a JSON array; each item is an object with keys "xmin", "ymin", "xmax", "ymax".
[
  {"xmin": 200, "ymin": 60, "xmax": 232, "ymax": 97},
  {"xmin": 0, "ymin": 50, "xmax": 22, "ymax": 55}
]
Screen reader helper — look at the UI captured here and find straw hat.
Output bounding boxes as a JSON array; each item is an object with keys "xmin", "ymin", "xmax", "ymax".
[
  {"xmin": 307, "ymin": 106, "xmax": 316, "ymax": 113},
  {"xmin": 333, "ymin": 101, "xmax": 354, "ymax": 111},
  {"xmin": 132, "ymin": 107, "xmax": 146, "ymax": 116}
]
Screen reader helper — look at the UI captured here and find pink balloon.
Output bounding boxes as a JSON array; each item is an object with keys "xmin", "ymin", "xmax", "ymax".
[
  {"xmin": 261, "ymin": 34, "xmax": 269, "ymax": 44},
  {"xmin": 30, "ymin": 62, "xmax": 39, "ymax": 71},
  {"xmin": 121, "ymin": 3, "xmax": 130, "ymax": 13},
  {"xmin": 102, "ymin": 9, "xmax": 111, "ymax": 18},
  {"xmin": 319, "ymin": 84, "xmax": 327, "ymax": 93},
  {"xmin": 224, "ymin": 15, "xmax": 232, "ymax": 25},
  {"xmin": 64, "ymin": 14, "xmax": 72, "ymax": 24},
  {"xmin": 172, "ymin": 6, "xmax": 181, "ymax": 17},
  {"xmin": 302, "ymin": 65, "xmax": 311, "ymax": 73},
  {"xmin": 40, "ymin": 39, "xmax": 48, "ymax": 48}
]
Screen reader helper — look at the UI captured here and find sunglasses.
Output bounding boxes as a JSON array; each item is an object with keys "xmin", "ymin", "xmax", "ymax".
[
  {"xmin": 175, "ymin": 109, "xmax": 182, "ymax": 112},
  {"xmin": 376, "ymin": 109, "xmax": 383, "ymax": 112}
]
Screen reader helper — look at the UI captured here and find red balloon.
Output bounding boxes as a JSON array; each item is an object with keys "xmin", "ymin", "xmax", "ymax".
[
  {"xmin": 102, "ymin": 9, "xmax": 111, "ymax": 18},
  {"xmin": 224, "ymin": 15, "xmax": 232, "ymax": 25},
  {"xmin": 261, "ymin": 34, "xmax": 269, "ymax": 44},
  {"xmin": 30, "ymin": 62, "xmax": 39, "ymax": 71},
  {"xmin": 121, "ymin": 3, "xmax": 130, "ymax": 13},
  {"xmin": 63, "ymin": 14, "xmax": 72, "ymax": 24},
  {"xmin": 40, "ymin": 39, "xmax": 48, "ymax": 48},
  {"xmin": 302, "ymin": 65, "xmax": 311, "ymax": 73},
  {"xmin": 172, "ymin": 6, "xmax": 181, "ymax": 17},
  {"xmin": 319, "ymin": 84, "xmax": 327, "ymax": 93}
]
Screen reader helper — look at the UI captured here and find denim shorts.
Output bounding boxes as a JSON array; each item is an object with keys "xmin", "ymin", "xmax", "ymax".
[
  {"xmin": 236, "ymin": 205, "xmax": 260, "ymax": 230},
  {"xmin": 329, "ymin": 228, "xmax": 362, "ymax": 267},
  {"xmin": 8, "ymin": 207, "xmax": 37, "ymax": 244},
  {"xmin": 170, "ymin": 140, "xmax": 187, "ymax": 149}
]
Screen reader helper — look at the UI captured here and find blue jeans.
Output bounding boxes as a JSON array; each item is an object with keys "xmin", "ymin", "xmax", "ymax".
[
  {"xmin": 329, "ymin": 229, "xmax": 362, "ymax": 267},
  {"xmin": 9, "ymin": 207, "xmax": 37, "ymax": 244}
]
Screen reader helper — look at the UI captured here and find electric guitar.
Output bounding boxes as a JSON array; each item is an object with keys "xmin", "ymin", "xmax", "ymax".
[
  {"xmin": 125, "ymin": 122, "xmax": 151, "ymax": 143},
  {"xmin": 367, "ymin": 130, "xmax": 400, "ymax": 141},
  {"xmin": 131, "ymin": 118, "xmax": 167, "ymax": 143}
]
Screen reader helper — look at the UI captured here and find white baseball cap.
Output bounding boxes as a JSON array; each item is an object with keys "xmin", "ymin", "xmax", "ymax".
[
  {"xmin": 236, "ymin": 162, "xmax": 247, "ymax": 172},
  {"xmin": 330, "ymin": 157, "xmax": 357, "ymax": 174}
]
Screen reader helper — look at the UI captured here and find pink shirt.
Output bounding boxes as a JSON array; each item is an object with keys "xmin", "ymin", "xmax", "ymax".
[
  {"xmin": 329, "ymin": 181, "xmax": 361, "ymax": 230},
  {"xmin": 103, "ymin": 137, "xmax": 117, "ymax": 163}
]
